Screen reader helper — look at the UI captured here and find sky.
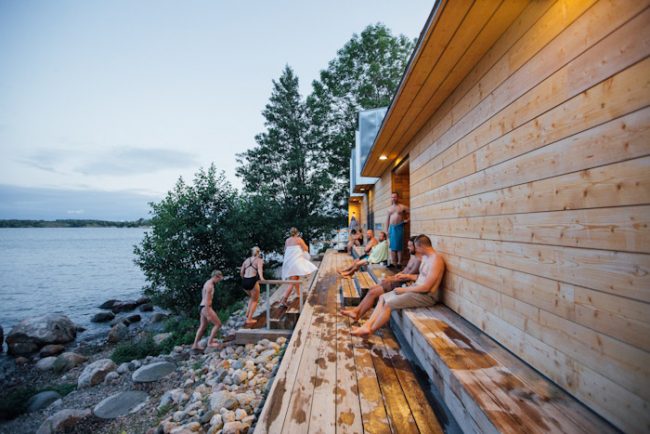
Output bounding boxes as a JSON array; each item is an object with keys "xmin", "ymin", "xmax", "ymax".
[{"xmin": 0, "ymin": 0, "xmax": 433, "ymax": 220}]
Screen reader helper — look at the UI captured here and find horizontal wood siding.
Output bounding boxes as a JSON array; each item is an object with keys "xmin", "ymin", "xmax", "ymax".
[{"xmin": 385, "ymin": 1, "xmax": 650, "ymax": 431}]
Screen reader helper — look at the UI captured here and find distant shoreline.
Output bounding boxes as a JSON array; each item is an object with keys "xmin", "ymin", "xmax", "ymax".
[{"xmin": 0, "ymin": 219, "xmax": 151, "ymax": 228}]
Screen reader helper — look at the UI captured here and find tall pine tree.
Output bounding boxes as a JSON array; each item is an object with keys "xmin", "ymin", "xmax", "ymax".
[{"xmin": 236, "ymin": 65, "xmax": 336, "ymax": 245}]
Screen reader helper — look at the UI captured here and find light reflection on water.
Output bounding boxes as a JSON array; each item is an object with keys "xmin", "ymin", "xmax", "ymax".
[{"xmin": 0, "ymin": 227, "xmax": 148, "ymax": 334}]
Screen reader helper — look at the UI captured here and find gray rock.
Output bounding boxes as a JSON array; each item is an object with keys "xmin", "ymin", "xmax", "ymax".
[
  {"xmin": 104, "ymin": 371, "xmax": 120, "ymax": 384},
  {"xmin": 99, "ymin": 299, "xmax": 119, "ymax": 309},
  {"xmin": 107, "ymin": 323, "xmax": 129, "ymax": 343},
  {"xmin": 36, "ymin": 408, "xmax": 92, "ymax": 434},
  {"xmin": 91, "ymin": 312, "xmax": 115, "ymax": 323},
  {"xmin": 222, "ymin": 421, "xmax": 247, "ymax": 434},
  {"xmin": 109, "ymin": 315, "xmax": 130, "ymax": 327},
  {"xmin": 125, "ymin": 314, "xmax": 141, "ymax": 324},
  {"xmin": 200, "ymin": 409, "xmax": 215, "ymax": 424},
  {"xmin": 135, "ymin": 296, "xmax": 151, "ymax": 306},
  {"xmin": 132, "ymin": 361, "xmax": 176, "ymax": 382},
  {"xmin": 150, "ymin": 313, "xmax": 169, "ymax": 323},
  {"xmin": 78, "ymin": 358, "xmax": 116, "ymax": 388},
  {"xmin": 153, "ymin": 333, "xmax": 172, "ymax": 346},
  {"xmin": 139, "ymin": 303, "xmax": 154, "ymax": 312},
  {"xmin": 117, "ymin": 362, "xmax": 130, "ymax": 374},
  {"xmin": 209, "ymin": 391, "xmax": 238, "ymax": 412},
  {"xmin": 52, "ymin": 352, "xmax": 88, "ymax": 372},
  {"xmin": 93, "ymin": 391, "xmax": 149, "ymax": 419},
  {"xmin": 39, "ymin": 344, "xmax": 65, "ymax": 357},
  {"xmin": 6, "ymin": 314, "xmax": 77, "ymax": 355},
  {"xmin": 36, "ymin": 356, "xmax": 58, "ymax": 371},
  {"xmin": 111, "ymin": 300, "xmax": 138, "ymax": 313},
  {"xmin": 26, "ymin": 391, "xmax": 62, "ymax": 412}
]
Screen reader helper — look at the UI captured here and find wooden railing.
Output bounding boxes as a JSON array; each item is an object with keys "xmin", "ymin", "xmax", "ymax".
[{"xmin": 258, "ymin": 279, "xmax": 302, "ymax": 329}]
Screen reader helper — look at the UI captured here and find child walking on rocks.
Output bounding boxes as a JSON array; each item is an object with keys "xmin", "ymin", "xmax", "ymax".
[{"xmin": 192, "ymin": 270, "xmax": 224, "ymax": 351}]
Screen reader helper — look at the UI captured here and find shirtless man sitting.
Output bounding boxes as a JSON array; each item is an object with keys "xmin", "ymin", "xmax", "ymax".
[
  {"xmin": 191, "ymin": 270, "xmax": 224, "ymax": 351},
  {"xmin": 338, "ymin": 231, "xmax": 388, "ymax": 277},
  {"xmin": 385, "ymin": 192, "xmax": 409, "ymax": 267},
  {"xmin": 351, "ymin": 235, "xmax": 444, "ymax": 337},
  {"xmin": 340, "ymin": 237, "xmax": 420, "ymax": 322}
]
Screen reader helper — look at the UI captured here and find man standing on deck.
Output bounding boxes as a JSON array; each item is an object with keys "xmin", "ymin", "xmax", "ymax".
[{"xmin": 385, "ymin": 192, "xmax": 409, "ymax": 267}]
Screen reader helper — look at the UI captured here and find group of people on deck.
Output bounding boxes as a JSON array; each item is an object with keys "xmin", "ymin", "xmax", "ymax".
[
  {"xmin": 190, "ymin": 190, "xmax": 444, "ymax": 349},
  {"xmin": 190, "ymin": 227, "xmax": 316, "ymax": 351},
  {"xmin": 341, "ymin": 191, "xmax": 445, "ymax": 336}
]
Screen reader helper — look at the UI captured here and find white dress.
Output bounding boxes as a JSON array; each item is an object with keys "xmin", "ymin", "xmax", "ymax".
[{"xmin": 282, "ymin": 245, "xmax": 318, "ymax": 280}]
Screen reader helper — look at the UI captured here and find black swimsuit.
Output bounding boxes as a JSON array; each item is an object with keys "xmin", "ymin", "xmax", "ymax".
[{"xmin": 242, "ymin": 258, "xmax": 260, "ymax": 291}]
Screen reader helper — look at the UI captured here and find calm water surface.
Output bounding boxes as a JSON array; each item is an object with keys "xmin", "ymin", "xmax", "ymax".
[{"xmin": 0, "ymin": 228, "xmax": 148, "ymax": 335}]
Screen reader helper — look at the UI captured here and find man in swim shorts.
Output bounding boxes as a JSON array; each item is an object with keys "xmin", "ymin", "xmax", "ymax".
[
  {"xmin": 385, "ymin": 192, "xmax": 409, "ymax": 268},
  {"xmin": 351, "ymin": 235, "xmax": 445, "ymax": 337},
  {"xmin": 191, "ymin": 270, "xmax": 224, "ymax": 351},
  {"xmin": 340, "ymin": 237, "xmax": 420, "ymax": 322}
]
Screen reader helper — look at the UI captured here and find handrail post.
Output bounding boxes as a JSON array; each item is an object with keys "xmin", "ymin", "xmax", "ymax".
[
  {"xmin": 266, "ymin": 283, "xmax": 270, "ymax": 330},
  {"xmin": 298, "ymin": 280, "xmax": 303, "ymax": 313}
]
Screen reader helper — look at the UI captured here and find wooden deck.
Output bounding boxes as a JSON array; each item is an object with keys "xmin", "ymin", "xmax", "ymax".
[{"xmin": 255, "ymin": 250, "xmax": 443, "ymax": 434}]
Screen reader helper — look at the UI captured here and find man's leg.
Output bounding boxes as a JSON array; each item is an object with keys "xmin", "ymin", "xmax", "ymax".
[
  {"xmin": 192, "ymin": 310, "xmax": 208, "ymax": 349},
  {"xmin": 351, "ymin": 295, "xmax": 392, "ymax": 337},
  {"xmin": 206, "ymin": 309, "xmax": 222, "ymax": 347},
  {"xmin": 341, "ymin": 284, "xmax": 384, "ymax": 321},
  {"xmin": 397, "ymin": 250, "xmax": 403, "ymax": 267}
]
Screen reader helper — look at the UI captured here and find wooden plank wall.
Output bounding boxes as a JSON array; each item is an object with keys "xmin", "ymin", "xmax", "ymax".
[
  {"xmin": 372, "ymin": 1, "xmax": 650, "ymax": 431},
  {"xmin": 372, "ymin": 171, "xmax": 392, "ymax": 234}
]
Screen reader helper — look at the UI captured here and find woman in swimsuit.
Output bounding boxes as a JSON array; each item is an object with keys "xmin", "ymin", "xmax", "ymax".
[{"xmin": 240, "ymin": 246, "xmax": 264, "ymax": 326}]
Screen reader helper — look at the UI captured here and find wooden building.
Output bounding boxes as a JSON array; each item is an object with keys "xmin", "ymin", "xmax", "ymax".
[{"xmin": 349, "ymin": 0, "xmax": 650, "ymax": 432}]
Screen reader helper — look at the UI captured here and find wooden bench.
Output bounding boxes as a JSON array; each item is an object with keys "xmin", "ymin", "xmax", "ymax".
[
  {"xmin": 340, "ymin": 278, "xmax": 360, "ymax": 306},
  {"xmin": 391, "ymin": 305, "xmax": 617, "ymax": 434},
  {"xmin": 353, "ymin": 271, "xmax": 376, "ymax": 298}
]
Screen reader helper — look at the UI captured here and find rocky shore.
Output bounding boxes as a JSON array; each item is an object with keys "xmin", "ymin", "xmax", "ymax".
[{"xmin": 0, "ymin": 295, "xmax": 280, "ymax": 434}]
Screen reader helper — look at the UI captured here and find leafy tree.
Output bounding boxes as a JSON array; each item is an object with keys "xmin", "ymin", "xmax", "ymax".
[
  {"xmin": 307, "ymin": 23, "xmax": 416, "ymax": 209},
  {"xmin": 236, "ymin": 65, "xmax": 339, "ymax": 245},
  {"xmin": 133, "ymin": 165, "xmax": 245, "ymax": 314}
]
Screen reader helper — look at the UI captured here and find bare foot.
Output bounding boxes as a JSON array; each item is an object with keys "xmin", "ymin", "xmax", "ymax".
[
  {"xmin": 208, "ymin": 341, "xmax": 222, "ymax": 349},
  {"xmin": 190, "ymin": 345, "xmax": 204, "ymax": 352},
  {"xmin": 244, "ymin": 319, "xmax": 256, "ymax": 327},
  {"xmin": 350, "ymin": 326, "xmax": 371, "ymax": 337},
  {"xmin": 339, "ymin": 309, "xmax": 359, "ymax": 321}
]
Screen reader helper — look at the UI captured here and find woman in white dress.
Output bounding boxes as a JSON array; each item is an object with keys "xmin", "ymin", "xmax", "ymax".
[{"xmin": 280, "ymin": 227, "xmax": 317, "ymax": 308}]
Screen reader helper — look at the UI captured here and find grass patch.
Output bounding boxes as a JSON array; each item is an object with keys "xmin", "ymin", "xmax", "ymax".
[{"xmin": 110, "ymin": 333, "xmax": 160, "ymax": 365}]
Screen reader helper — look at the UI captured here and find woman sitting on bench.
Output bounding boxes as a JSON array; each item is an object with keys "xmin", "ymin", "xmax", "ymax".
[{"xmin": 351, "ymin": 234, "xmax": 445, "ymax": 337}]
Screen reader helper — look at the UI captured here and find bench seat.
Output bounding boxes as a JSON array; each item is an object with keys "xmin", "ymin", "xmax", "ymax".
[{"xmin": 391, "ymin": 305, "xmax": 616, "ymax": 434}]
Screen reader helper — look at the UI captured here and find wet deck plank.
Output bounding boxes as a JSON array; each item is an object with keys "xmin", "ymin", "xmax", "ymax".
[{"xmin": 255, "ymin": 250, "xmax": 443, "ymax": 433}]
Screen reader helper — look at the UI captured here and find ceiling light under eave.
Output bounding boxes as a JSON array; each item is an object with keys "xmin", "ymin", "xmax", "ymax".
[{"xmin": 379, "ymin": 155, "xmax": 388, "ymax": 160}]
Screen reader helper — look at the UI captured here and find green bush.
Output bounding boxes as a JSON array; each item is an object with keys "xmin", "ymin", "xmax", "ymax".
[
  {"xmin": 111, "ymin": 334, "xmax": 160, "ymax": 364},
  {"xmin": 0, "ymin": 382, "xmax": 76, "ymax": 420}
]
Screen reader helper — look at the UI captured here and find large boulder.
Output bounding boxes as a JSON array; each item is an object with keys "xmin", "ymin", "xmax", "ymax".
[
  {"xmin": 135, "ymin": 296, "xmax": 151, "ymax": 306},
  {"xmin": 36, "ymin": 409, "xmax": 92, "ymax": 434},
  {"xmin": 111, "ymin": 300, "xmax": 138, "ymax": 314},
  {"xmin": 78, "ymin": 359, "xmax": 116, "ymax": 388},
  {"xmin": 26, "ymin": 391, "xmax": 62, "ymax": 413},
  {"xmin": 52, "ymin": 352, "xmax": 88, "ymax": 372},
  {"xmin": 91, "ymin": 312, "xmax": 115, "ymax": 323},
  {"xmin": 132, "ymin": 361, "xmax": 175, "ymax": 383},
  {"xmin": 139, "ymin": 303, "xmax": 154, "ymax": 312},
  {"xmin": 149, "ymin": 312, "xmax": 168, "ymax": 323},
  {"xmin": 93, "ymin": 391, "xmax": 149, "ymax": 419},
  {"xmin": 6, "ymin": 314, "xmax": 77, "ymax": 356},
  {"xmin": 99, "ymin": 299, "xmax": 119, "ymax": 309},
  {"xmin": 107, "ymin": 323, "xmax": 129, "ymax": 343}
]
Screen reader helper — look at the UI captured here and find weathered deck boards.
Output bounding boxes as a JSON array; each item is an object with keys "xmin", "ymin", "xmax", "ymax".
[
  {"xmin": 355, "ymin": 271, "xmax": 376, "ymax": 297},
  {"xmin": 255, "ymin": 250, "xmax": 443, "ymax": 433},
  {"xmin": 391, "ymin": 305, "xmax": 618, "ymax": 434}
]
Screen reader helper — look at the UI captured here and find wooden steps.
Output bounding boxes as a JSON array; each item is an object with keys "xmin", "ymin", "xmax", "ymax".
[
  {"xmin": 391, "ymin": 305, "xmax": 617, "ymax": 434},
  {"xmin": 354, "ymin": 271, "xmax": 376, "ymax": 298},
  {"xmin": 340, "ymin": 278, "xmax": 360, "ymax": 306}
]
